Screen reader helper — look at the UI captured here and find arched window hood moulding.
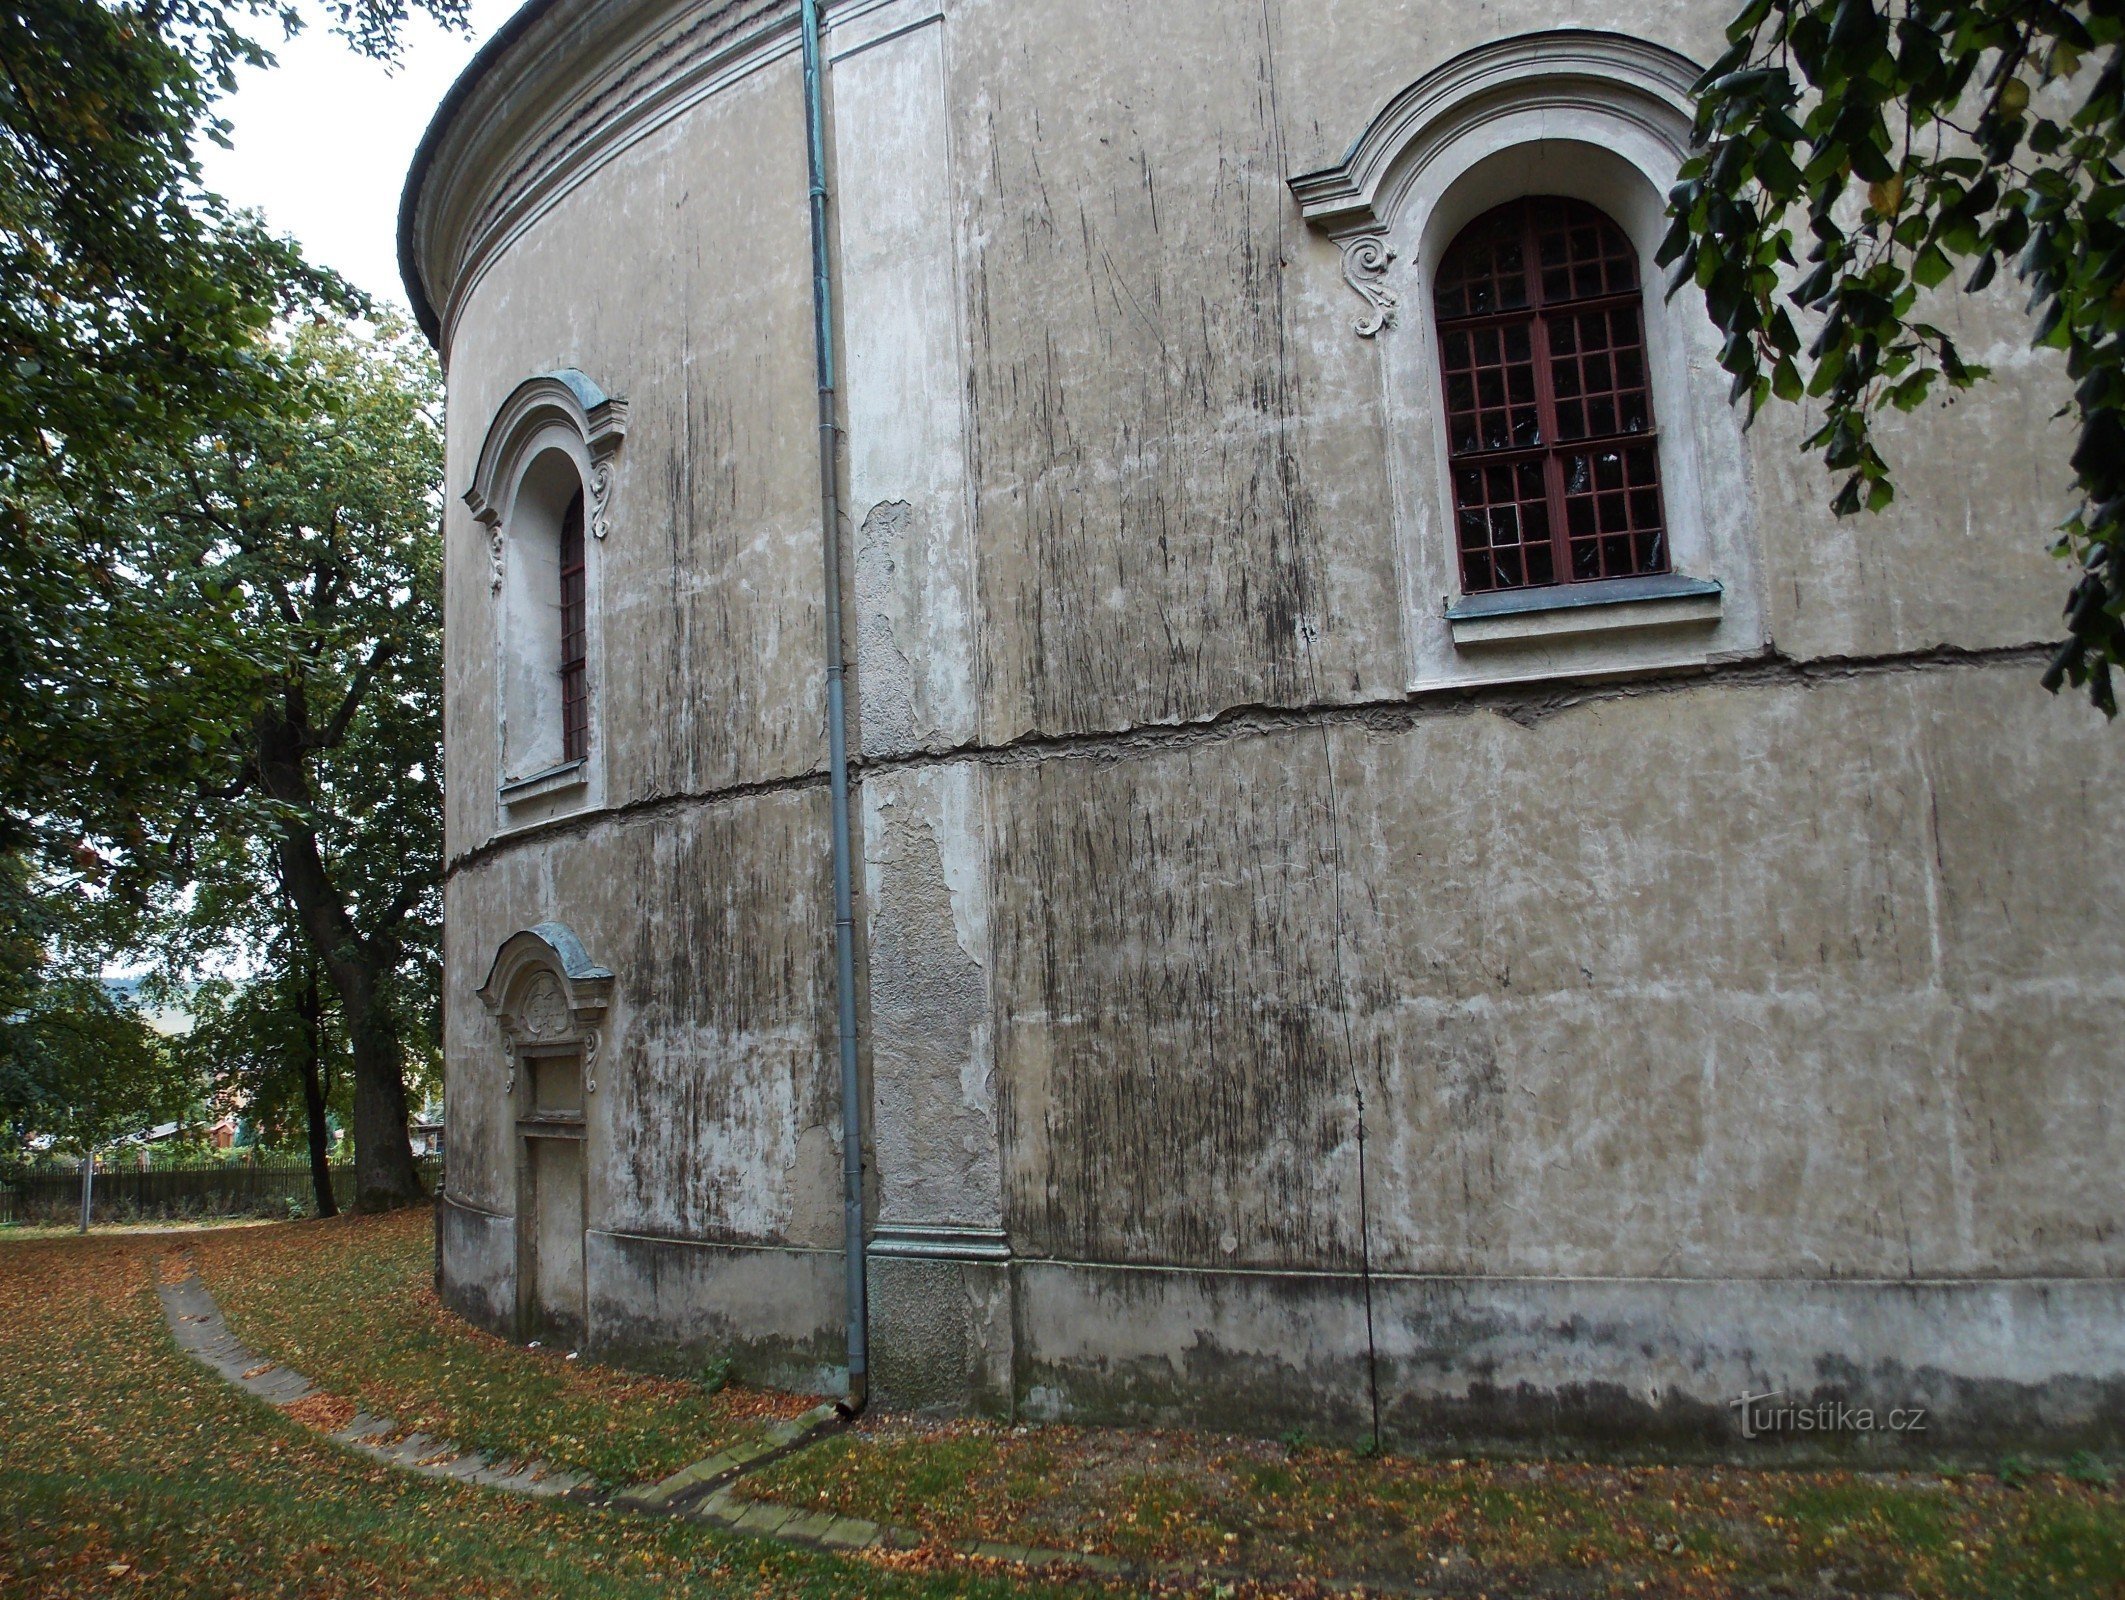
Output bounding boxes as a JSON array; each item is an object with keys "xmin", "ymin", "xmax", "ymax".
[
  {"xmin": 464, "ymin": 369, "xmax": 629, "ymax": 589},
  {"xmin": 1287, "ymin": 29, "xmax": 1703, "ymax": 336},
  {"xmin": 478, "ymin": 922, "xmax": 614, "ymax": 1095},
  {"xmin": 479, "ymin": 920, "xmax": 614, "ymax": 994}
]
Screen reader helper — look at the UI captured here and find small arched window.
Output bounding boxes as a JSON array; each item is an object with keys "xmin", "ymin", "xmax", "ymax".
[
  {"xmin": 558, "ymin": 487, "xmax": 588, "ymax": 764},
  {"xmin": 1434, "ymin": 196, "xmax": 1668, "ymax": 594},
  {"xmin": 465, "ymin": 369, "xmax": 625, "ymax": 821},
  {"xmin": 495, "ymin": 448, "xmax": 591, "ymax": 795}
]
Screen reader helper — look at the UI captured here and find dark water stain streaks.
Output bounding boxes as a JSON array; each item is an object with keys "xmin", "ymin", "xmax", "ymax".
[
  {"xmin": 992, "ymin": 740, "xmax": 1363, "ymax": 1271},
  {"xmin": 961, "ymin": 0, "xmax": 1332, "ymax": 743},
  {"xmin": 602, "ymin": 794, "xmax": 836, "ymax": 1246}
]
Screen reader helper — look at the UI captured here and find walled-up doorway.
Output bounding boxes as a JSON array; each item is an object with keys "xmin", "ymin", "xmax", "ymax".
[
  {"xmin": 519, "ymin": 1045, "xmax": 587, "ymax": 1342},
  {"xmin": 476, "ymin": 923, "xmax": 613, "ymax": 1351}
]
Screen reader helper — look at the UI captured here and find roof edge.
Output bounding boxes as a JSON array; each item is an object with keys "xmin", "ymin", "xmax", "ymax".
[{"xmin": 397, "ymin": 0, "xmax": 569, "ymax": 349}]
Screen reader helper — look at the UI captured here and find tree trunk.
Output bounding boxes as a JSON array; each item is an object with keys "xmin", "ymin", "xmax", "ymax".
[
  {"xmin": 344, "ymin": 974, "xmax": 423, "ymax": 1211},
  {"xmin": 296, "ymin": 965, "xmax": 339, "ymax": 1218},
  {"xmin": 259, "ymin": 715, "xmax": 424, "ymax": 1212}
]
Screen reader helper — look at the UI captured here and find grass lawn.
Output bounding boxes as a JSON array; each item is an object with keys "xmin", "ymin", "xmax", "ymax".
[
  {"xmin": 740, "ymin": 1411, "xmax": 2125, "ymax": 1595},
  {"xmin": 0, "ymin": 1224, "xmax": 1106, "ymax": 1600},
  {"xmin": 187, "ymin": 1208, "xmax": 804, "ymax": 1487},
  {"xmin": 8, "ymin": 1210, "xmax": 2121, "ymax": 1598}
]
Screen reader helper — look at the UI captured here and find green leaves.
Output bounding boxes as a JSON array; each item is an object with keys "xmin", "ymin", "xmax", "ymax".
[
  {"xmin": 10, "ymin": 307, "xmax": 446, "ymax": 1187},
  {"xmin": 2, "ymin": 0, "xmax": 470, "ymax": 870},
  {"xmin": 0, "ymin": 975, "xmax": 200, "ymax": 1156},
  {"xmin": 1673, "ymin": 0, "xmax": 2125, "ymax": 713}
]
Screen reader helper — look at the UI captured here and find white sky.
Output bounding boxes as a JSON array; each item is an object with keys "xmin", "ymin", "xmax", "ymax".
[{"xmin": 197, "ymin": 0, "xmax": 524, "ymax": 307}]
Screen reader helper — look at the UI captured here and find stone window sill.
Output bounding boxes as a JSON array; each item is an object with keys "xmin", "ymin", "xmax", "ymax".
[
  {"xmin": 517, "ymin": 1113, "xmax": 584, "ymax": 1139},
  {"xmin": 498, "ymin": 760, "xmax": 587, "ymax": 810},
  {"xmin": 1446, "ymin": 573, "xmax": 1723, "ymax": 648}
]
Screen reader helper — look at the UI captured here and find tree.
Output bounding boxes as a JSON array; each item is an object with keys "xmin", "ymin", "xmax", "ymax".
[
  {"xmin": 176, "ymin": 316, "xmax": 442, "ymax": 1210},
  {"xmin": 0, "ymin": 974, "xmax": 198, "ymax": 1163},
  {"xmin": 178, "ymin": 954, "xmax": 354, "ymax": 1218},
  {"xmin": 1662, "ymin": 1, "xmax": 2125, "ymax": 710},
  {"xmin": 2, "ymin": 0, "xmax": 302, "ymax": 860},
  {"xmin": 87, "ymin": 316, "xmax": 445, "ymax": 1211},
  {"xmin": 0, "ymin": 828, "xmax": 185, "ymax": 1166},
  {"xmin": 3, "ymin": 0, "xmax": 461, "ymax": 1207},
  {"xmin": 1, "ymin": 0, "xmax": 462, "ymax": 857}
]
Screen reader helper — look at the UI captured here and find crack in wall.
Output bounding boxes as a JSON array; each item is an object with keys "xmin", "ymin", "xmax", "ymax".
[{"xmin": 445, "ymin": 640, "xmax": 2060, "ymax": 881}]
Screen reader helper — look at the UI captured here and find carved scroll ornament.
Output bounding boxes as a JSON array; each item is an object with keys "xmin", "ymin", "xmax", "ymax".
[
  {"xmin": 464, "ymin": 370, "xmax": 629, "ymax": 589},
  {"xmin": 1339, "ymin": 234, "xmax": 1399, "ymax": 338}
]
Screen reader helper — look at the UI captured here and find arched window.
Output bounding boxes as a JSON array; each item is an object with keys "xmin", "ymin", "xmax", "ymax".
[
  {"xmin": 465, "ymin": 369, "xmax": 626, "ymax": 822},
  {"xmin": 497, "ymin": 449, "xmax": 589, "ymax": 788},
  {"xmin": 558, "ymin": 487, "xmax": 588, "ymax": 764},
  {"xmin": 1434, "ymin": 196, "xmax": 1668, "ymax": 594}
]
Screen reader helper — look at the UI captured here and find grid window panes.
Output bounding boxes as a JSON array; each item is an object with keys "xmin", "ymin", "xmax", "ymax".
[
  {"xmin": 1434, "ymin": 197, "xmax": 1669, "ymax": 594},
  {"xmin": 559, "ymin": 488, "xmax": 588, "ymax": 764}
]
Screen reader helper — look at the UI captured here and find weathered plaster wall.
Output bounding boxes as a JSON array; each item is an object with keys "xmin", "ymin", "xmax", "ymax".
[
  {"xmin": 429, "ymin": 20, "xmax": 855, "ymax": 1377},
  {"xmin": 862, "ymin": 765, "xmax": 998, "ymax": 1235},
  {"xmin": 1345, "ymin": 667, "xmax": 2121, "ymax": 1281},
  {"xmin": 440, "ymin": 48, "xmax": 822, "ymax": 863},
  {"xmin": 1008, "ymin": 1264, "xmax": 2125, "ymax": 1455},
  {"xmin": 834, "ymin": 10, "xmax": 981, "ymax": 759},
  {"xmin": 441, "ymin": 789, "xmax": 845, "ymax": 1378},
  {"xmin": 991, "ymin": 731, "xmax": 1365, "ymax": 1271},
  {"xmin": 416, "ymin": 0, "xmax": 2122, "ymax": 1443},
  {"xmin": 950, "ymin": 0, "xmax": 1402, "ymax": 740},
  {"xmin": 938, "ymin": 0, "xmax": 2073, "ymax": 738},
  {"xmin": 989, "ymin": 666, "xmax": 2124, "ymax": 1280}
]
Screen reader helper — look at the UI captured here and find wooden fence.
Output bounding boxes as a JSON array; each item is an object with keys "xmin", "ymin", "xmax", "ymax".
[{"xmin": 0, "ymin": 1157, "xmax": 443, "ymax": 1226}]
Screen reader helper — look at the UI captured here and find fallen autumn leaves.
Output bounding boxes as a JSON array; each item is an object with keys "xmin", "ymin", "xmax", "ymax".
[
  {"xmin": 4, "ymin": 1214, "xmax": 2120, "ymax": 1597},
  {"xmin": 189, "ymin": 1209, "xmax": 811, "ymax": 1487},
  {"xmin": 0, "ymin": 1224, "xmax": 1100, "ymax": 1599}
]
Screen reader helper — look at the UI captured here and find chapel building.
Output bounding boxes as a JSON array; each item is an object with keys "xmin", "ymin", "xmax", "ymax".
[{"xmin": 403, "ymin": 0, "xmax": 2125, "ymax": 1451}]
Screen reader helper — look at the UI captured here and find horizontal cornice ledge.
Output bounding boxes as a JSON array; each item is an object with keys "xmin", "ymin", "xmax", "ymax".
[{"xmin": 867, "ymin": 1223, "xmax": 1012, "ymax": 1263}]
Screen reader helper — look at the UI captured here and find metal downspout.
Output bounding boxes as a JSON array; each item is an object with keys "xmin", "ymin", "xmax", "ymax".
[{"xmin": 799, "ymin": 0, "xmax": 868, "ymax": 1416}]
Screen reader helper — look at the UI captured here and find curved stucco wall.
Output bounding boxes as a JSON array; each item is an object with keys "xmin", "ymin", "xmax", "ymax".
[{"xmin": 416, "ymin": 0, "xmax": 2125, "ymax": 1448}]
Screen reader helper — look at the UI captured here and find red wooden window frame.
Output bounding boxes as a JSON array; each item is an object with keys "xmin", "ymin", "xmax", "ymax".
[
  {"xmin": 1434, "ymin": 196, "xmax": 1670, "ymax": 595},
  {"xmin": 559, "ymin": 488, "xmax": 588, "ymax": 764}
]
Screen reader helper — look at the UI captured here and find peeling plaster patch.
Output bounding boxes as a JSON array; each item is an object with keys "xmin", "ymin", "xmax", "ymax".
[
  {"xmin": 844, "ymin": 483, "xmax": 981, "ymax": 759},
  {"xmin": 863, "ymin": 765, "xmax": 1001, "ymax": 1230},
  {"xmin": 855, "ymin": 500, "xmax": 922, "ymax": 754},
  {"xmin": 787, "ymin": 1123, "xmax": 844, "ymax": 1248}
]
